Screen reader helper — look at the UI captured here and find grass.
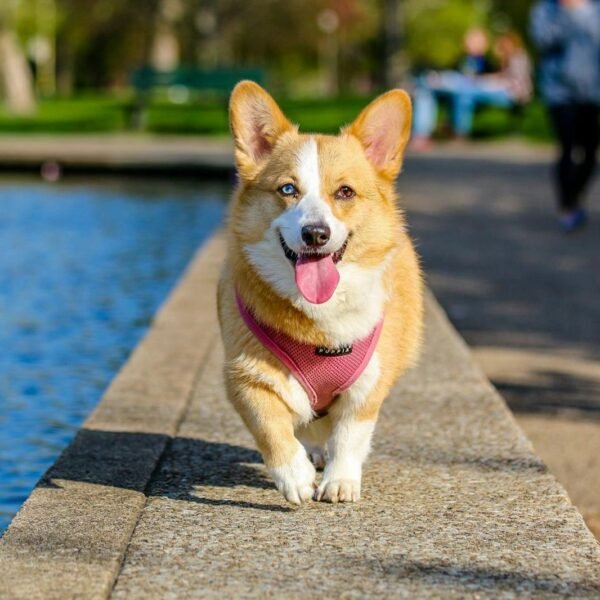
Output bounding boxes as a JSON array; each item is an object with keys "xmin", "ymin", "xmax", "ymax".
[
  {"xmin": 144, "ymin": 95, "xmax": 373, "ymax": 135},
  {"xmin": 471, "ymin": 102, "xmax": 554, "ymax": 142},
  {"xmin": 0, "ymin": 93, "xmax": 554, "ymax": 141},
  {"xmin": 0, "ymin": 96, "xmax": 127, "ymax": 133}
]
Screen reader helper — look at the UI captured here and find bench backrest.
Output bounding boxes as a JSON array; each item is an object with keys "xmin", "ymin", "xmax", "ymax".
[{"xmin": 131, "ymin": 67, "xmax": 264, "ymax": 94}]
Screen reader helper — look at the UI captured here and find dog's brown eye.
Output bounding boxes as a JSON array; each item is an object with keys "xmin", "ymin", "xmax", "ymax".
[{"xmin": 335, "ymin": 185, "xmax": 355, "ymax": 200}]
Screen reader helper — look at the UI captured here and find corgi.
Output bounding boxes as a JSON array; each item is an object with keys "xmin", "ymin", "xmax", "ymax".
[{"xmin": 217, "ymin": 81, "xmax": 423, "ymax": 504}]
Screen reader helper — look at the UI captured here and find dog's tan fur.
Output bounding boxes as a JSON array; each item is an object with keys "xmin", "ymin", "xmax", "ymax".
[{"xmin": 218, "ymin": 81, "xmax": 423, "ymax": 503}]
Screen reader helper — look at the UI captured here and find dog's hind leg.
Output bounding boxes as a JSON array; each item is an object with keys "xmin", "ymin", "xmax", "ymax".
[{"xmin": 297, "ymin": 416, "xmax": 332, "ymax": 470}]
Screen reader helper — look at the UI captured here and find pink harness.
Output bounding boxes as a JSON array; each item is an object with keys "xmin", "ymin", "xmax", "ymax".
[{"xmin": 236, "ymin": 293, "xmax": 383, "ymax": 413}]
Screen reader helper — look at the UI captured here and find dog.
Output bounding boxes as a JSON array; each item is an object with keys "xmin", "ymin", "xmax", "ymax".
[{"xmin": 218, "ymin": 81, "xmax": 423, "ymax": 504}]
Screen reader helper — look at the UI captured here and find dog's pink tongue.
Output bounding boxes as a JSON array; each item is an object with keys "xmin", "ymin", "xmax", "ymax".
[{"xmin": 294, "ymin": 254, "xmax": 340, "ymax": 304}]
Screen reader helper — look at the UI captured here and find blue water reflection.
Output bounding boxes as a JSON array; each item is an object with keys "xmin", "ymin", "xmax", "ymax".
[{"xmin": 0, "ymin": 176, "xmax": 228, "ymax": 532}]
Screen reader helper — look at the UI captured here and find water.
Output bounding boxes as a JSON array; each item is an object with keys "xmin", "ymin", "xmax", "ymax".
[{"xmin": 0, "ymin": 176, "xmax": 228, "ymax": 533}]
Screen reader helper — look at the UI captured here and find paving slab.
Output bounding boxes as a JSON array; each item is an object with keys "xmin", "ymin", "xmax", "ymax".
[
  {"xmin": 516, "ymin": 413, "xmax": 600, "ymax": 541},
  {"xmin": 1, "ymin": 230, "xmax": 599, "ymax": 599},
  {"xmin": 400, "ymin": 153, "xmax": 600, "ymax": 540},
  {"xmin": 110, "ymin": 294, "xmax": 600, "ymax": 599}
]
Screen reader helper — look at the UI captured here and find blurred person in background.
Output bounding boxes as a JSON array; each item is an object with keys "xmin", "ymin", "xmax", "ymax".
[
  {"xmin": 411, "ymin": 28, "xmax": 532, "ymax": 150},
  {"xmin": 531, "ymin": 0, "xmax": 600, "ymax": 233}
]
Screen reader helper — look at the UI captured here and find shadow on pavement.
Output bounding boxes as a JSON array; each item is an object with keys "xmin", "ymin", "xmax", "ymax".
[
  {"xmin": 357, "ymin": 556, "xmax": 600, "ymax": 596},
  {"xmin": 401, "ymin": 155, "xmax": 600, "ymax": 415},
  {"xmin": 40, "ymin": 428, "xmax": 293, "ymax": 513},
  {"xmin": 498, "ymin": 369, "xmax": 600, "ymax": 415},
  {"xmin": 40, "ymin": 427, "xmax": 550, "ymax": 511}
]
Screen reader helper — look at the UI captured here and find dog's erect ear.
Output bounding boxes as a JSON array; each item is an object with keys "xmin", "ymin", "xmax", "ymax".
[
  {"xmin": 347, "ymin": 90, "xmax": 412, "ymax": 181},
  {"xmin": 229, "ymin": 81, "xmax": 295, "ymax": 179}
]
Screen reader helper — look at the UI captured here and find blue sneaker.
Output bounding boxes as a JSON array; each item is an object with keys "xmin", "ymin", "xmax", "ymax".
[{"xmin": 559, "ymin": 208, "xmax": 587, "ymax": 233}]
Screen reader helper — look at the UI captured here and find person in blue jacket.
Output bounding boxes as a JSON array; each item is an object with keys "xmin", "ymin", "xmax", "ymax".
[{"xmin": 531, "ymin": 0, "xmax": 600, "ymax": 232}]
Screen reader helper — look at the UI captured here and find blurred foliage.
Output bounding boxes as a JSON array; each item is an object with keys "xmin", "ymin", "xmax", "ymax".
[
  {"xmin": 405, "ymin": 0, "xmax": 535, "ymax": 70},
  {"xmin": 490, "ymin": 0, "xmax": 533, "ymax": 46},
  {"xmin": 145, "ymin": 95, "xmax": 375, "ymax": 134},
  {"xmin": 9, "ymin": 0, "xmax": 534, "ymax": 95},
  {"xmin": 54, "ymin": 0, "xmax": 158, "ymax": 89},
  {"xmin": 405, "ymin": 0, "xmax": 490, "ymax": 70},
  {"xmin": 44, "ymin": 0, "xmax": 381, "ymax": 94},
  {"xmin": 3, "ymin": 0, "xmax": 551, "ymax": 142},
  {"xmin": 471, "ymin": 103, "xmax": 553, "ymax": 141}
]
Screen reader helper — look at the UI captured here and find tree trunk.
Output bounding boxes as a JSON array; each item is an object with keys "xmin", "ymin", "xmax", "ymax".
[
  {"xmin": 381, "ymin": 0, "xmax": 408, "ymax": 89},
  {"xmin": 150, "ymin": 0, "xmax": 182, "ymax": 71},
  {"xmin": 0, "ymin": 27, "xmax": 36, "ymax": 115}
]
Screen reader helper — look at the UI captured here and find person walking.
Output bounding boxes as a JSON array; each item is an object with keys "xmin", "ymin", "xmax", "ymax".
[{"xmin": 531, "ymin": 0, "xmax": 600, "ymax": 232}]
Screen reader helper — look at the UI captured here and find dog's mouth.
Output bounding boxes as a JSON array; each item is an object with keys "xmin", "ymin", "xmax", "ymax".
[
  {"xmin": 278, "ymin": 233, "xmax": 349, "ymax": 265},
  {"xmin": 279, "ymin": 232, "xmax": 349, "ymax": 304}
]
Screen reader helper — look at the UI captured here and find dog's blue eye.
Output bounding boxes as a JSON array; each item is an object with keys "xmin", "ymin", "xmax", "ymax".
[{"xmin": 279, "ymin": 183, "xmax": 298, "ymax": 196}]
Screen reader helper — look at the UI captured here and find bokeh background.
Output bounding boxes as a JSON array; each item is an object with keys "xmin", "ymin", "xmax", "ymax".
[
  {"xmin": 0, "ymin": 0, "xmax": 548, "ymax": 139},
  {"xmin": 0, "ymin": 0, "xmax": 598, "ymax": 541}
]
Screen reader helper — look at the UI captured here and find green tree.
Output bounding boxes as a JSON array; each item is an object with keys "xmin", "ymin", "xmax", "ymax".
[
  {"xmin": 404, "ymin": 0, "xmax": 490, "ymax": 69},
  {"xmin": 490, "ymin": 0, "xmax": 532, "ymax": 40},
  {"xmin": 54, "ymin": 0, "xmax": 159, "ymax": 91},
  {"xmin": 176, "ymin": 0, "xmax": 378, "ymax": 94}
]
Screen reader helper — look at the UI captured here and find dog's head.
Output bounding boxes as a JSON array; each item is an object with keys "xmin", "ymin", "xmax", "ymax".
[{"xmin": 229, "ymin": 81, "xmax": 411, "ymax": 306}]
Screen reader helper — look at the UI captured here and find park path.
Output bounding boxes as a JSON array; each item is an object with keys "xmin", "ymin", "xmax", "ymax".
[
  {"xmin": 400, "ymin": 149, "xmax": 600, "ymax": 538},
  {"xmin": 76, "ymin": 236, "xmax": 600, "ymax": 598},
  {"xmin": 2, "ymin": 234, "xmax": 599, "ymax": 598}
]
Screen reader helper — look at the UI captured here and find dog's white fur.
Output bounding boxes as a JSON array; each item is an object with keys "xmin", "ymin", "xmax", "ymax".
[
  {"xmin": 269, "ymin": 443, "xmax": 316, "ymax": 505},
  {"xmin": 242, "ymin": 139, "xmax": 391, "ymax": 503},
  {"xmin": 245, "ymin": 138, "xmax": 392, "ymax": 348},
  {"xmin": 277, "ymin": 138, "xmax": 349, "ymax": 255},
  {"xmin": 316, "ymin": 419, "xmax": 375, "ymax": 502}
]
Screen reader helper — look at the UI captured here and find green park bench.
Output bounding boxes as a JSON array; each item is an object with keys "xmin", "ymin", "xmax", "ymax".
[{"xmin": 128, "ymin": 66, "xmax": 264, "ymax": 128}]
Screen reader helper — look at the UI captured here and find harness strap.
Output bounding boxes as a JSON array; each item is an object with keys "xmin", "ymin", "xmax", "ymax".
[{"xmin": 235, "ymin": 292, "xmax": 382, "ymax": 412}]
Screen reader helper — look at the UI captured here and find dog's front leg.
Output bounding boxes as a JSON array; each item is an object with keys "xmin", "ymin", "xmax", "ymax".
[
  {"xmin": 227, "ymin": 377, "xmax": 316, "ymax": 504},
  {"xmin": 314, "ymin": 413, "xmax": 375, "ymax": 503},
  {"xmin": 314, "ymin": 355, "xmax": 384, "ymax": 503}
]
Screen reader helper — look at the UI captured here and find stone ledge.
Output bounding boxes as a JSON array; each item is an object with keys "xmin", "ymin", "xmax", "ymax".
[
  {"xmin": 0, "ymin": 135, "xmax": 234, "ymax": 174},
  {"xmin": 0, "ymin": 135, "xmax": 553, "ymax": 175},
  {"xmin": 1, "ymin": 233, "xmax": 599, "ymax": 599}
]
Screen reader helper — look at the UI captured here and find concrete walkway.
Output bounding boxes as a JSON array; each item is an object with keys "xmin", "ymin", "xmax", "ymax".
[
  {"xmin": 1, "ymin": 234, "xmax": 599, "ymax": 598},
  {"xmin": 400, "ymin": 152, "xmax": 600, "ymax": 538}
]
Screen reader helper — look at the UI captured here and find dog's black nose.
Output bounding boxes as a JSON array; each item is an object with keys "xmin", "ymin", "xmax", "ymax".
[{"xmin": 301, "ymin": 223, "xmax": 331, "ymax": 247}]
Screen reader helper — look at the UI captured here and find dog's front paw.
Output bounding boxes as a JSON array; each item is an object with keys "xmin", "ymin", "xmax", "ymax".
[
  {"xmin": 314, "ymin": 479, "xmax": 361, "ymax": 503},
  {"xmin": 269, "ymin": 448, "xmax": 316, "ymax": 505}
]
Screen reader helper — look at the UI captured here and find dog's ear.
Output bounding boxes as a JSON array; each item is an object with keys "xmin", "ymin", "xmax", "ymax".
[
  {"xmin": 347, "ymin": 90, "xmax": 412, "ymax": 181},
  {"xmin": 229, "ymin": 81, "xmax": 295, "ymax": 179}
]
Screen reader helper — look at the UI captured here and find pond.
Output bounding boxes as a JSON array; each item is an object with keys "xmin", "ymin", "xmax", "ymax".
[{"xmin": 0, "ymin": 176, "xmax": 228, "ymax": 533}]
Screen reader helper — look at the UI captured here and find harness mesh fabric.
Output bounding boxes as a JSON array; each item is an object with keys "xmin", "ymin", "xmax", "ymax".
[{"xmin": 236, "ymin": 293, "xmax": 382, "ymax": 413}]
